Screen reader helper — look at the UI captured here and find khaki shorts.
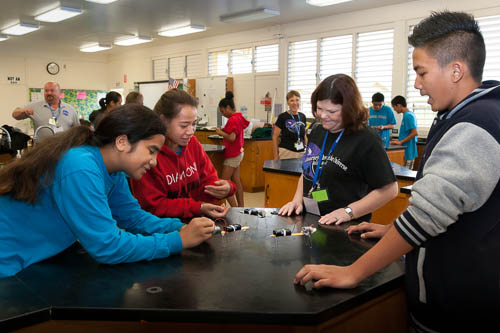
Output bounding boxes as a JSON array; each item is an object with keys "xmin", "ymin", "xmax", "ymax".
[
  {"xmin": 224, "ymin": 152, "xmax": 244, "ymax": 168},
  {"xmin": 279, "ymin": 147, "xmax": 304, "ymax": 160}
]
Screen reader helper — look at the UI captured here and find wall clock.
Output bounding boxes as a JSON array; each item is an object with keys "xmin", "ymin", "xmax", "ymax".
[{"xmin": 46, "ymin": 62, "xmax": 60, "ymax": 75}]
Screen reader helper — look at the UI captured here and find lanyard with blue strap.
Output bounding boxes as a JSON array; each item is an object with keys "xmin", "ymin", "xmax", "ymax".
[
  {"xmin": 48, "ymin": 102, "xmax": 62, "ymax": 123},
  {"xmin": 289, "ymin": 112, "xmax": 302, "ymax": 139},
  {"xmin": 309, "ymin": 129, "xmax": 344, "ymax": 196}
]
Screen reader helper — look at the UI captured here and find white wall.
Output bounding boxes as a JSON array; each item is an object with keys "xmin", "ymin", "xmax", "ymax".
[
  {"xmin": 0, "ymin": 55, "xmax": 109, "ymax": 132},
  {"xmin": 106, "ymin": 0, "xmax": 500, "ymax": 125},
  {"xmin": 3, "ymin": 0, "xmax": 500, "ymax": 133}
]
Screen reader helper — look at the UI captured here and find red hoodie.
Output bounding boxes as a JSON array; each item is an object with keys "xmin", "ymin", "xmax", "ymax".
[
  {"xmin": 130, "ymin": 136, "xmax": 236, "ymax": 219},
  {"xmin": 222, "ymin": 112, "xmax": 250, "ymax": 158}
]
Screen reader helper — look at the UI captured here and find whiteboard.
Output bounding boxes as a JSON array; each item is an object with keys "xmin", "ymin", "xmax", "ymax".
[
  {"xmin": 137, "ymin": 80, "xmax": 170, "ymax": 110},
  {"xmin": 196, "ymin": 77, "xmax": 226, "ymax": 126}
]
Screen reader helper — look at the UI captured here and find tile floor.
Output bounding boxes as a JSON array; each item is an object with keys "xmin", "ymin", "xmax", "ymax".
[{"xmin": 242, "ymin": 191, "xmax": 265, "ymax": 208}]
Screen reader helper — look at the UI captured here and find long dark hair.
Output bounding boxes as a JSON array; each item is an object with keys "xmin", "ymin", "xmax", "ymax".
[
  {"xmin": 0, "ymin": 104, "xmax": 165, "ymax": 203},
  {"xmin": 154, "ymin": 88, "xmax": 198, "ymax": 120},
  {"xmin": 99, "ymin": 91, "xmax": 122, "ymax": 111},
  {"xmin": 311, "ymin": 74, "xmax": 368, "ymax": 133}
]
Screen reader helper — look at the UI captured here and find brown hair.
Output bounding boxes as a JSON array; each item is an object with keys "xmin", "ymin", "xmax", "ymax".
[
  {"xmin": 125, "ymin": 91, "xmax": 143, "ymax": 104},
  {"xmin": 154, "ymin": 88, "xmax": 198, "ymax": 120},
  {"xmin": 0, "ymin": 104, "xmax": 165, "ymax": 203},
  {"xmin": 286, "ymin": 90, "xmax": 301, "ymax": 101},
  {"xmin": 311, "ymin": 74, "xmax": 368, "ymax": 133}
]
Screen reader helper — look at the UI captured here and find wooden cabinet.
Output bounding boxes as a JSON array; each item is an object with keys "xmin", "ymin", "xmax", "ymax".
[
  {"xmin": 208, "ymin": 137, "xmax": 273, "ymax": 192},
  {"xmin": 264, "ymin": 172, "xmax": 299, "ymax": 208},
  {"xmin": 386, "ymin": 147, "xmax": 405, "ymax": 165},
  {"xmin": 194, "ymin": 130, "xmax": 216, "ymax": 144}
]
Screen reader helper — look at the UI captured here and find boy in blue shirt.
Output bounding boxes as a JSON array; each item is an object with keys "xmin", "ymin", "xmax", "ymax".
[
  {"xmin": 368, "ymin": 92, "xmax": 396, "ymax": 148},
  {"xmin": 390, "ymin": 95, "xmax": 418, "ymax": 169}
]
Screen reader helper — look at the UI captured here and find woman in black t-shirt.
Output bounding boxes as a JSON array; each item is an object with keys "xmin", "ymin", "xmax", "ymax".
[
  {"xmin": 272, "ymin": 90, "xmax": 307, "ymax": 160},
  {"xmin": 279, "ymin": 74, "xmax": 397, "ymax": 225}
]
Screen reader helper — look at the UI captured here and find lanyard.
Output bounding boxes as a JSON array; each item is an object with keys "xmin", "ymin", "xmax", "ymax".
[
  {"xmin": 311, "ymin": 129, "xmax": 344, "ymax": 190},
  {"xmin": 289, "ymin": 112, "xmax": 301, "ymax": 139},
  {"xmin": 48, "ymin": 103, "xmax": 62, "ymax": 122}
]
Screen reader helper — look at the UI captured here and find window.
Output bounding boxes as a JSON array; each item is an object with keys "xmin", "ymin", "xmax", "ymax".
[
  {"xmin": 319, "ymin": 34, "xmax": 353, "ymax": 81},
  {"xmin": 186, "ymin": 54, "xmax": 201, "ymax": 78},
  {"xmin": 355, "ymin": 29, "xmax": 394, "ymax": 105},
  {"xmin": 230, "ymin": 48, "xmax": 253, "ymax": 74},
  {"xmin": 169, "ymin": 56, "xmax": 185, "ymax": 78},
  {"xmin": 255, "ymin": 44, "xmax": 279, "ymax": 72},
  {"xmin": 406, "ymin": 26, "xmax": 434, "ymax": 128},
  {"xmin": 208, "ymin": 51, "xmax": 229, "ymax": 76},
  {"xmin": 153, "ymin": 58, "xmax": 168, "ymax": 80},
  {"xmin": 288, "ymin": 40, "xmax": 318, "ymax": 116},
  {"xmin": 478, "ymin": 15, "xmax": 500, "ymax": 81}
]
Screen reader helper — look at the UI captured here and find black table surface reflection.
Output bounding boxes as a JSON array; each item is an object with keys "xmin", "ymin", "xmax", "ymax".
[{"xmin": 0, "ymin": 209, "xmax": 404, "ymax": 330}]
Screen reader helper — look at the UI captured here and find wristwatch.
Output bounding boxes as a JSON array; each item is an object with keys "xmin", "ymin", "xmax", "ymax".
[{"xmin": 344, "ymin": 207, "xmax": 354, "ymax": 220}]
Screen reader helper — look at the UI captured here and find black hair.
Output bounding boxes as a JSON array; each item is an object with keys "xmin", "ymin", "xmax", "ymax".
[
  {"xmin": 0, "ymin": 104, "xmax": 165, "ymax": 203},
  {"xmin": 372, "ymin": 92, "xmax": 385, "ymax": 102},
  {"xmin": 154, "ymin": 88, "xmax": 198, "ymax": 120},
  {"xmin": 218, "ymin": 91, "xmax": 235, "ymax": 110},
  {"xmin": 391, "ymin": 95, "xmax": 407, "ymax": 107},
  {"xmin": 99, "ymin": 91, "xmax": 122, "ymax": 111},
  {"xmin": 409, "ymin": 11, "xmax": 485, "ymax": 82}
]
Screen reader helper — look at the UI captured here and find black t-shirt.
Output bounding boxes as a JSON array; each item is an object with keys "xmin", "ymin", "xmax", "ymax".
[
  {"xmin": 302, "ymin": 125, "xmax": 396, "ymax": 220},
  {"xmin": 275, "ymin": 112, "xmax": 306, "ymax": 152}
]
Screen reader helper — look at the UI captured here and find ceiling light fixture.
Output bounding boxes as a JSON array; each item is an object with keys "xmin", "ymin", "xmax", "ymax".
[
  {"xmin": 80, "ymin": 43, "xmax": 112, "ymax": 52},
  {"xmin": 85, "ymin": 0, "xmax": 119, "ymax": 4},
  {"xmin": 219, "ymin": 8, "xmax": 280, "ymax": 23},
  {"xmin": 1, "ymin": 22, "xmax": 40, "ymax": 35},
  {"xmin": 306, "ymin": 0, "xmax": 352, "ymax": 7},
  {"xmin": 115, "ymin": 35, "xmax": 153, "ymax": 46},
  {"xmin": 158, "ymin": 24, "xmax": 206, "ymax": 37},
  {"xmin": 35, "ymin": 5, "xmax": 83, "ymax": 23}
]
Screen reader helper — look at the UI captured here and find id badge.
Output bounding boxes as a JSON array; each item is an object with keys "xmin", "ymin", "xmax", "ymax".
[
  {"xmin": 48, "ymin": 117, "xmax": 57, "ymax": 126},
  {"xmin": 311, "ymin": 189, "xmax": 329, "ymax": 202},
  {"xmin": 303, "ymin": 197, "xmax": 320, "ymax": 215},
  {"xmin": 295, "ymin": 141, "xmax": 304, "ymax": 150}
]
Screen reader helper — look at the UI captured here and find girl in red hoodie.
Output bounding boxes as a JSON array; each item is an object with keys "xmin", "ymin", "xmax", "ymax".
[
  {"xmin": 215, "ymin": 92, "xmax": 249, "ymax": 207},
  {"xmin": 130, "ymin": 89, "xmax": 236, "ymax": 220}
]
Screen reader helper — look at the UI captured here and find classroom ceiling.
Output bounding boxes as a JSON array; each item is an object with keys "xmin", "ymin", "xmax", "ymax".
[{"xmin": 0, "ymin": 0, "xmax": 417, "ymax": 56}]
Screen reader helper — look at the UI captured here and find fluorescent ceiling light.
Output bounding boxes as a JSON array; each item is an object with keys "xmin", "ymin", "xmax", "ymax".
[
  {"xmin": 158, "ymin": 25, "xmax": 206, "ymax": 37},
  {"xmin": 115, "ymin": 36, "xmax": 152, "ymax": 46},
  {"xmin": 35, "ymin": 5, "xmax": 83, "ymax": 22},
  {"xmin": 220, "ymin": 8, "xmax": 280, "ymax": 23},
  {"xmin": 80, "ymin": 43, "xmax": 112, "ymax": 52},
  {"xmin": 0, "ymin": 34, "xmax": 8, "ymax": 42},
  {"xmin": 85, "ymin": 0, "xmax": 119, "ymax": 3},
  {"xmin": 306, "ymin": 0, "xmax": 352, "ymax": 7},
  {"xmin": 1, "ymin": 22, "xmax": 40, "ymax": 35}
]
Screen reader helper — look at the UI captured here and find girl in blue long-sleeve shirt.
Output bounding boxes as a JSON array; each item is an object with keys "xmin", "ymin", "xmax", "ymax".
[{"xmin": 0, "ymin": 104, "xmax": 214, "ymax": 278}]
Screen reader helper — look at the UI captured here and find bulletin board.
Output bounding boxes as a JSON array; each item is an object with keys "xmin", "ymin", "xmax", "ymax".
[{"xmin": 29, "ymin": 88, "xmax": 108, "ymax": 119}]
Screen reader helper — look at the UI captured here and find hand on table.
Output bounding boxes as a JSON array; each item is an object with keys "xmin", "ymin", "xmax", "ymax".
[
  {"xmin": 179, "ymin": 217, "xmax": 214, "ymax": 248},
  {"xmin": 204, "ymin": 180, "xmax": 232, "ymax": 199},
  {"xmin": 215, "ymin": 128, "xmax": 225, "ymax": 136},
  {"xmin": 279, "ymin": 200, "xmax": 303, "ymax": 216},
  {"xmin": 294, "ymin": 264, "xmax": 359, "ymax": 289},
  {"xmin": 346, "ymin": 222, "xmax": 390, "ymax": 239},
  {"xmin": 318, "ymin": 208, "xmax": 351, "ymax": 225},
  {"xmin": 201, "ymin": 202, "xmax": 229, "ymax": 219},
  {"xmin": 391, "ymin": 139, "xmax": 402, "ymax": 146}
]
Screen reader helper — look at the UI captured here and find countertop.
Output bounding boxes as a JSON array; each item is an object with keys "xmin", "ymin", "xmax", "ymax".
[
  {"xmin": 0, "ymin": 210, "xmax": 404, "ymax": 331},
  {"xmin": 208, "ymin": 134, "xmax": 271, "ymax": 141},
  {"xmin": 201, "ymin": 144, "xmax": 225, "ymax": 153},
  {"xmin": 263, "ymin": 158, "xmax": 417, "ymax": 181}
]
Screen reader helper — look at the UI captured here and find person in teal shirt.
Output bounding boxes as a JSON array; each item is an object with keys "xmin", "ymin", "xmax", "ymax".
[
  {"xmin": 368, "ymin": 92, "xmax": 396, "ymax": 148},
  {"xmin": 0, "ymin": 105, "xmax": 215, "ymax": 278},
  {"xmin": 390, "ymin": 95, "xmax": 418, "ymax": 169}
]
